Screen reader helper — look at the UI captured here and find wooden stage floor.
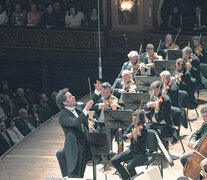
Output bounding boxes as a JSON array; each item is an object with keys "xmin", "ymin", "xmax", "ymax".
[{"xmin": 0, "ymin": 92, "xmax": 207, "ymax": 180}]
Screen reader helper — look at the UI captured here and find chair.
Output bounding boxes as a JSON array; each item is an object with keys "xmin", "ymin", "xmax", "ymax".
[
  {"xmin": 171, "ymin": 106, "xmax": 185, "ymax": 153},
  {"xmin": 178, "ymin": 90, "xmax": 199, "ymax": 131},
  {"xmin": 196, "ymin": 63, "xmax": 207, "ymax": 99}
]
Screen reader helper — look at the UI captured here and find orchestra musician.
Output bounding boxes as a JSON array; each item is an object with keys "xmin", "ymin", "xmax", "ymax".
[
  {"xmin": 180, "ymin": 106, "xmax": 207, "ymax": 179},
  {"xmin": 144, "ymin": 81, "xmax": 177, "ymax": 147},
  {"xmin": 192, "ymin": 36, "xmax": 206, "ymax": 64},
  {"xmin": 158, "ymin": 34, "xmax": 179, "ymax": 59},
  {"xmin": 140, "ymin": 44, "xmax": 163, "ymax": 76},
  {"xmin": 111, "ymin": 111, "xmax": 147, "ymax": 180},
  {"xmin": 120, "ymin": 51, "xmax": 145, "ymax": 76},
  {"xmin": 160, "ymin": 70, "xmax": 188, "ymax": 129},
  {"xmin": 55, "ymin": 80, "xmax": 102, "ymax": 178},
  {"xmin": 171, "ymin": 58, "xmax": 192, "ymax": 103},
  {"xmin": 112, "ymin": 70, "xmax": 137, "ymax": 99}
]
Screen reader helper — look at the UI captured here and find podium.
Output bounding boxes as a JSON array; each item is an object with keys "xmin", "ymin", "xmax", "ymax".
[
  {"xmin": 134, "ymin": 76, "xmax": 161, "ymax": 92},
  {"xmin": 154, "ymin": 60, "xmax": 176, "ymax": 75},
  {"xmin": 88, "ymin": 132, "xmax": 111, "ymax": 180},
  {"xmin": 122, "ymin": 92, "xmax": 150, "ymax": 110}
]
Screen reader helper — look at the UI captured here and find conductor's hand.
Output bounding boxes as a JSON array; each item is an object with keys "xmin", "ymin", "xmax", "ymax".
[
  {"xmin": 187, "ymin": 141, "xmax": 195, "ymax": 149},
  {"xmin": 127, "ymin": 133, "xmax": 133, "ymax": 139},
  {"xmin": 85, "ymin": 100, "xmax": 94, "ymax": 111}
]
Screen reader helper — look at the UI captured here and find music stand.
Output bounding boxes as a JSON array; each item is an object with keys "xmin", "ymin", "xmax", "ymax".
[
  {"xmin": 166, "ymin": 49, "xmax": 182, "ymax": 60},
  {"xmin": 122, "ymin": 92, "xmax": 150, "ymax": 110},
  {"xmin": 104, "ymin": 110, "xmax": 133, "ymax": 130},
  {"xmin": 154, "ymin": 60, "xmax": 176, "ymax": 75},
  {"xmin": 134, "ymin": 76, "xmax": 161, "ymax": 92},
  {"xmin": 88, "ymin": 132, "xmax": 111, "ymax": 180}
]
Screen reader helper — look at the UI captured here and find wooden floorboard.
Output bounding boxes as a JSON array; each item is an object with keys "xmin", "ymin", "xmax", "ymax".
[{"xmin": 0, "ymin": 92, "xmax": 207, "ymax": 180}]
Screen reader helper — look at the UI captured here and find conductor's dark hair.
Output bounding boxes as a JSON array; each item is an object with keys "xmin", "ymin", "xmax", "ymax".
[
  {"xmin": 56, "ymin": 88, "xmax": 68, "ymax": 109},
  {"xmin": 132, "ymin": 110, "xmax": 146, "ymax": 124}
]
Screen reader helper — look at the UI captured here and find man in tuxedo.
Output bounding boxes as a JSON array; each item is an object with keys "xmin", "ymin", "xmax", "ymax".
[
  {"xmin": 0, "ymin": 120, "xmax": 14, "ymax": 156},
  {"xmin": 144, "ymin": 81, "xmax": 177, "ymax": 144},
  {"xmin": 56, "ymin": 81, "xmax": 101, "ymax": 178}
]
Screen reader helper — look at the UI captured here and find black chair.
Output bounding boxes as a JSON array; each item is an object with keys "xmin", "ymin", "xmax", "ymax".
[{"xmin": 178, "ymin": 90, "xmax": 199, "ymax": 131}]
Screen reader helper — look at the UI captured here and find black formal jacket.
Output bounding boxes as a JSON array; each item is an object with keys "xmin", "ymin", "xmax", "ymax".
[
  {"xmin": 123, "ymin": 122, "xmax": 147, "ymax": 153},
  {"xmin": 139, "ymin": 52, "xmax": 156, "ymax": 76},
  {"xmin": 15, "ymin": 117, "xmax": 37, "ymax": 136},
  {"xmin": 166, "ymin": 81, "xmax": 179, "ymax": 107},
  {"xmin": 0, "ymin": 131, "xmax": 14, "ymax": 156},
  {"xmin": 190, "ymin": 122, "xmax": 207, "ymax": 141},
  {"xmin": 172, "ymin": 68, "xmax": 191, "ymax": 96},
  {"xmin": 58, "ymin": 93, "xmax": 100, "ymax": 174}
]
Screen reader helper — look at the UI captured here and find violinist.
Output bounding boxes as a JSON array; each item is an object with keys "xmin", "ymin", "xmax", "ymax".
[
  {"xmin": 192, "ymin": 36, "xmax": 207, "ymax": 64},
  {"xmin": 120, "ymin": 51, "xmax": 145, "ymax": 77},
  {"xmin": 158, "ymin": 34, "xmax": 179, "ymax": 59},
  {"xmin": 172, "ymin": 58, "xmax": 192, "ymax": 101},
  {"xmin": 144, "ymin": 81, "xmax": 177, "ymax": 146},
  {"xmin": 140, "ymin": 44, "xmax": 162, "ymax": 76},
  {"xmin": 180, "ymin": 106, "xmax": 207, "ymax": 175},
  {"xmin": 111, "ymin": 111, "xmax": 147, "ymax": 180},
  {"xmin": 112, "ymin": 70, "xmax": 137, "ymax": 99}
]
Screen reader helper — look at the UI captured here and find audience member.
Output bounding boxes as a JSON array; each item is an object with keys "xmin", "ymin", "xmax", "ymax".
[
  {"xmin": 193, "ymin": 6, "xmax": 206, "ymax": 31},
  {"xmin": 0, "ymin": 120, "xmax": 14, "ymax": 156},
  {"xmin": 37, "ymin": 93, "xmax": 52, "ymax": 123},
  {"xmin": 53, "ymin": 1, "xmax": 65, "ymax": 27},
  {"xmin": 1, "ymin": 94, "xmax": 18, "ymax": 118},
  {"xmin": 13, "ymin": 88, "xmax": 29, "ymax": 110},
  {"xmin": 87, "ymin": 7, "xmax": 98, "ymax": 29},
  {"xmin": 29, "ymin": 104, "xmax": 41, "ymax": 127},
  {"xmin": 15, "ymin": 108, "xmax": 36, "ymax": 136},
  {"xmin": 168, "ymin": 6, "xmax": 183, "ymax": 31},
  {"xmin": 65, "ymin": 6, "xmax": 85, "ymax": 28},
  {"xmin": 0, "ymin": 3, "xmax": 9, "ymax": 25},
  {"xmin": 27, "ymin": 2, "xmax": 42, "ymax": 26},
  {"xmin": 10, "ymin": 3, "xmax": 26, "ymax": 26},
  {"xmin": 0, "ymin": 80, "xmax": 14, "ymax": 99},
  {"xmin": 48, "ymin": 91, "xmax": 59, "ymax": 115},
  {"xmin": 5, "ymin": 0, "xmax": 13, "ymax": 20},
  {"xmin": 41, "ymin": 3, "xmax": 58, "ymax": 29},
  {"xmin": 5, "ymin": 118, "xmax": 24, "ymax": 144}
]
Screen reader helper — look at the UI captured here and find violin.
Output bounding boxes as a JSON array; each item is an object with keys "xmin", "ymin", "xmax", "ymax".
[
  {"xmin": 154, "ymin": 93, "xmax": 165, "ymax": 113},
  {"xmin": 123, "ymin": 80, "xmax": 137, "ymax": 92},
  {"xmin": 88, "ymin": 117, "xmax": 96, "ymax": 132},
  {"xmin": 104, "ymin": 95, "xmax": 119, "ymax": 110},
  {"xmin": 150, "ymin": 52, "xmax": 163, "ymax": 61},
  {"xmin": 134, "ymin": 123, "xmax": 144, "ymax": 136},
  {"xmin": 194, "ymin": 44, "xmax": 203, "ymax": 56}
]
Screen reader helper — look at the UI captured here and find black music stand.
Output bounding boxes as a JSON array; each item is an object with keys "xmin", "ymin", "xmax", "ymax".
[
  {"xmin": 134, "ymin": 76, "xmax": 161, "ymax": 92},
  {"xmin": 88, "ymin": 132, "xmax": 111, "ymax": 180},
  {"xmin": 154, "ymin": 60, "xmax": 176, "ymax": 75},
  {"xmin": 104, "ymin": 110, "xmax": 133, "ymax": 130},
  {"xmin": 167, "ymin": 49, "xmax": 182, "ymax": 60},
  {"xmin": 122, "ymin": 92, "xmax": 150, "ymax": 110}
]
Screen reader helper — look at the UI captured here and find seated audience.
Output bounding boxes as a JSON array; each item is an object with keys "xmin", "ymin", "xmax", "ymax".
[
  {"xmin": 6, "ymin": 118, "xmax": 24, "ymax": 144},
  {"xmin": 27, "ymin": 2, "xmax": 42, "ymax": 26},
  {"xmin": 193, "ymin": 6, "xmax": 206, "ymax": 31},
  {"xmin": 0, "ymin": 80, "xmax": 14, "ymax": 99},
  {"xmin": 41, "ymin": 3, "xmax": 58, "ymax": 29},
  {"xmin": 37, "ymin": 93, "xmax": 52, "ymax": 123},
  {"xmin": 0, "ymin": 120, "xmax": 14, "ymax": 156},
  {"xmin": 13, "ymin": 88, "xmax": 29, "ymax": 111},
  {"xmin": 10, "ymin": 3, "xmax": 26, "ymax": 26},
  {"xmin": 29, "ymin": 104, "xmax": 41, "ymax": 127},
  {"xmin": 5, "ymin": 0, "xmax": 13, "ymax": 20},
  {"xmin": 65, "ymin": 6, "xmax": 85, "ymax": 29},
  {"xmin": 53, "ymin": 1, "xmax": 65, "ymax": 27},
  {"xmin": 87, "ymin": 7, "xmax": 98, "ymax": 29},
  {"xmin": 168, "ymin": 6, "xmax": 183, "ymax": 31},
  {"xmin": 15, "ymin": 108, "xmax": 36, "ymax": 136},
  {"xmin": 0, "ymin": 3, "xmax": 9, "ymax": 25},
  {"xmin": 48, "ymin": 91, "xmax": 59, "ymax": 115}
]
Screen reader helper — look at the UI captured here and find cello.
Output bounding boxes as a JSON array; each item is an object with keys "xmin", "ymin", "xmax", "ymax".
[{"xmin": 183, "ymin": 133, "xmax": 207, "ymax": 179}]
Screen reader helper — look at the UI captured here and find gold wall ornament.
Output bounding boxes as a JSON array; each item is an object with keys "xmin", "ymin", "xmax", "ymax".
[{"xmin": 119, "ymin": 0, "xmax": 136, "ymax": 23}]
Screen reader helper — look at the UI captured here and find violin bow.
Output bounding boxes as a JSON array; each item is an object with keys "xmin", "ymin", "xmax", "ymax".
[
  {"xmin": 138, "ymin": 44, "xmax": 142, "ymax": 56},
  {"xmin": 156, "ymin": 40, "xmax": 162, "ymax": 54},
  {"xmin": 187, "ymin": 42, "xmax": 190, "ymax": 47},
  {"xmin": 133, "ymin": 44, "xmax": 143, "ymax": 76},
  {"xmin": 88, "ymin": 78, "xmax": 92, "ymax": 100},
  {"xmin": 173, "ymin": 28, "xmax": 181, "ymax": 45},
  {"xmin": 199, "ymin": 33, "xmax": 202, "ymax": 44}
]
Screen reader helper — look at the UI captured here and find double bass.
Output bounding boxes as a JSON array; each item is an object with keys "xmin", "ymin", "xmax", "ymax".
[{"xmin": 183, "ymin": 133, "xmax": 207, "ymax": 179}]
